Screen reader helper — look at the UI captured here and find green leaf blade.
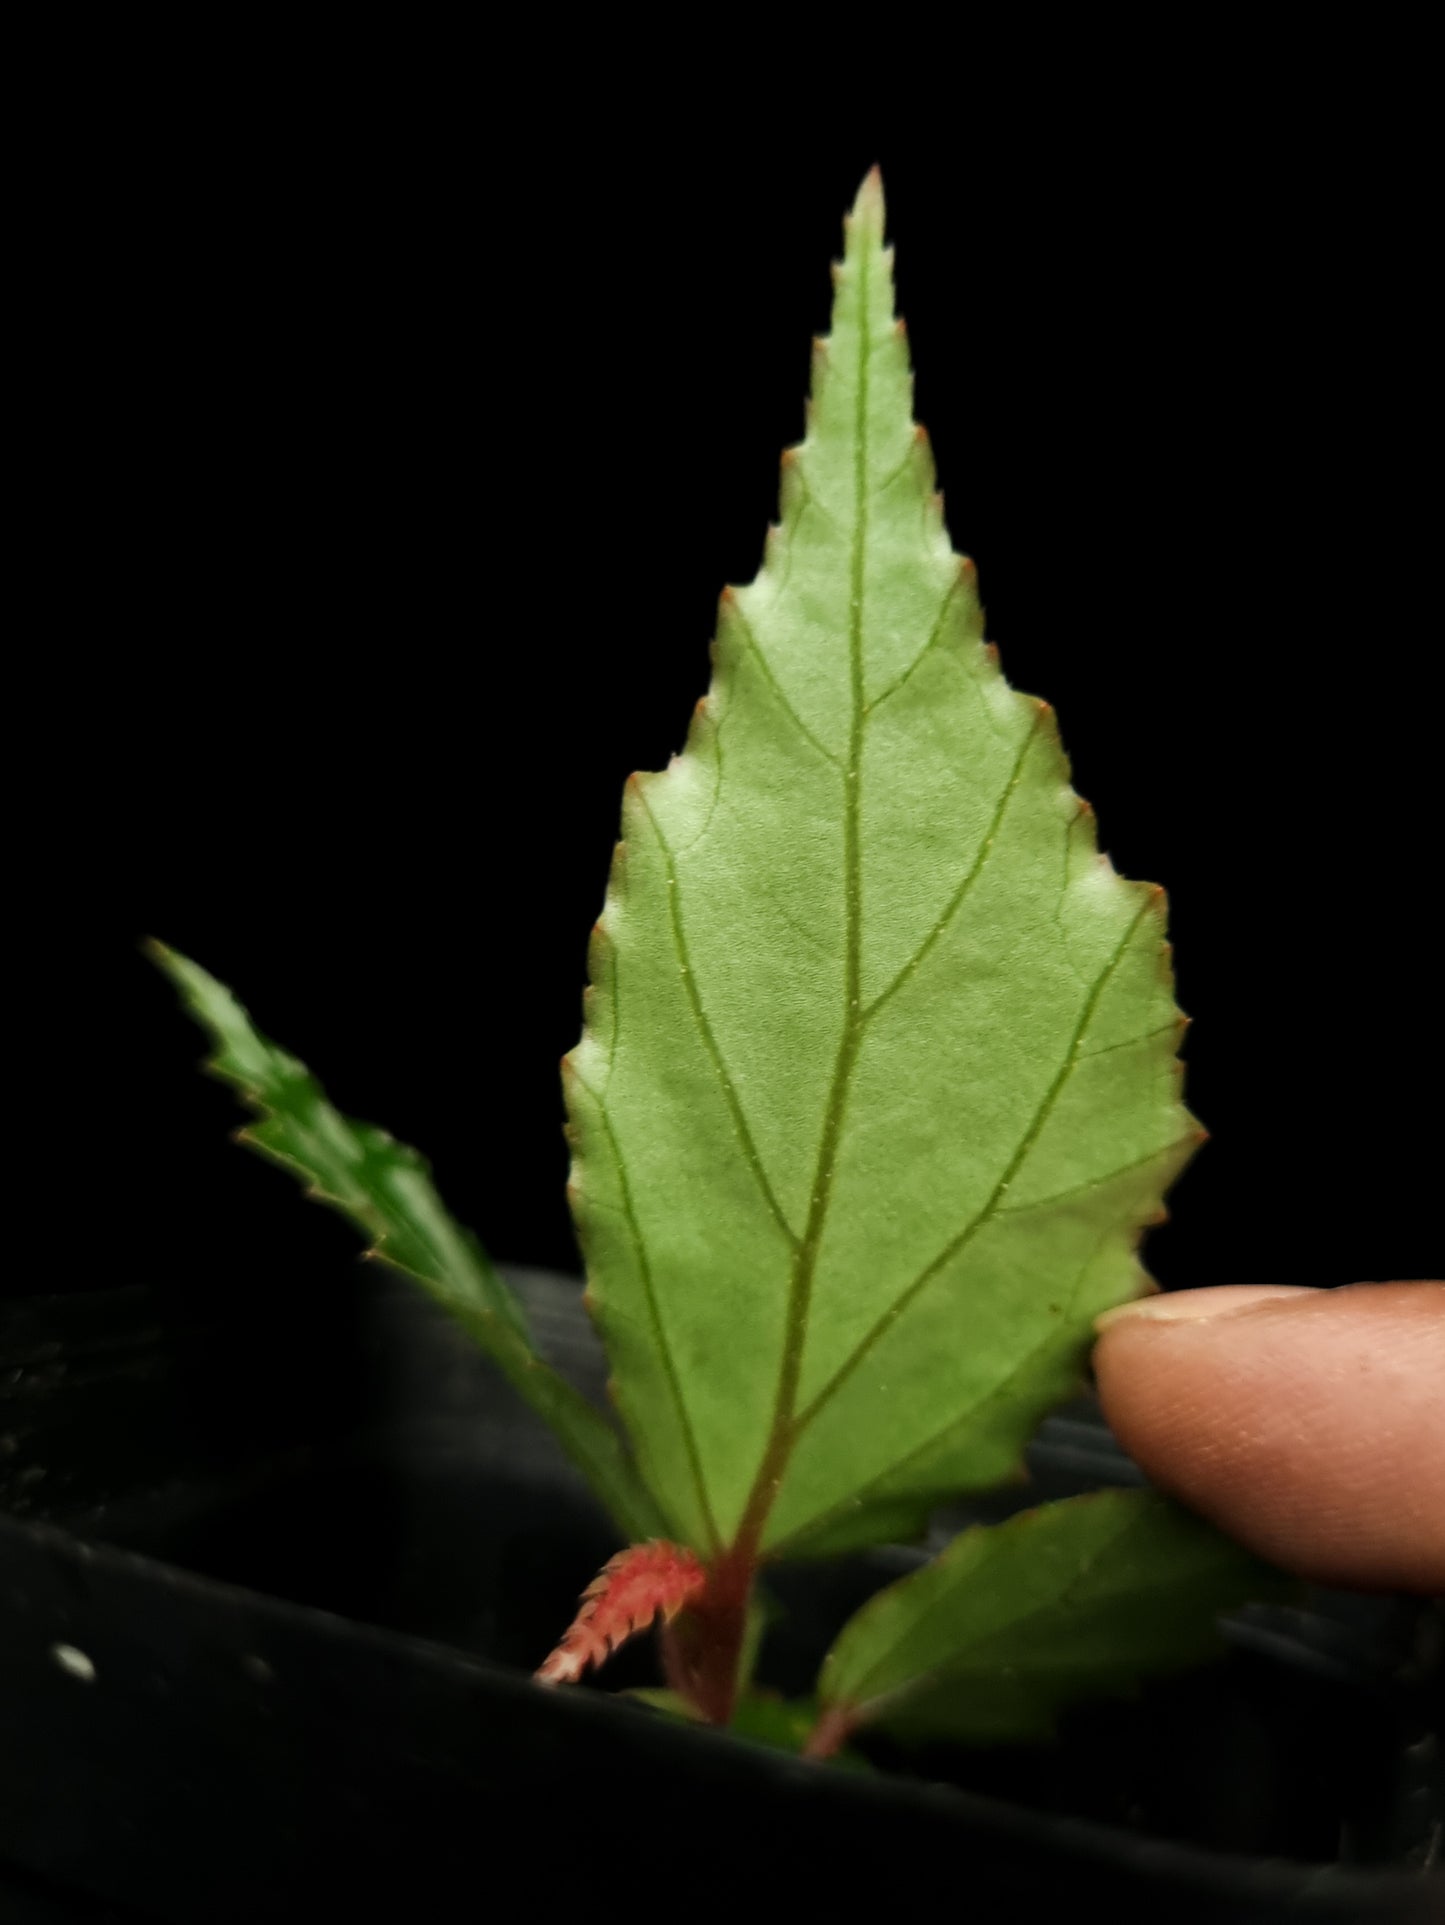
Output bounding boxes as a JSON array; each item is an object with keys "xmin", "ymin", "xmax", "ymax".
[
  {"xmin": 150, "ymin": 941, "xmax": 664, "ymax": 1544},
  {"xmin": 816, "ymin": 1491, "xmax": 1285, "ymax": 1745},
  {"xmin": 566, "ymin": 173, "xmax": 1197, "ymax": 1557}
]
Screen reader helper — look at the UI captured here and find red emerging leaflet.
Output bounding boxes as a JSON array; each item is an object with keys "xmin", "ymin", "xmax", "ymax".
[{"xmin": 535, "ymin": 1540, "xmax": 707, "ymax": 1686}]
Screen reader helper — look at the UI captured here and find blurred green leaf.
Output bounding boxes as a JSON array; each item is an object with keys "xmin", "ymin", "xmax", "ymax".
[{"xmin": 150, "ymin": 941, "xmax": 663, "ymax": 1542}]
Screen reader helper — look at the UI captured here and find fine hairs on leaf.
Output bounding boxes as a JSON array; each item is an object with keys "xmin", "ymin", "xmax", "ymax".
[{"xmin": 153, "ymin": 170, "xmax": 1281, "ymax": 1760}]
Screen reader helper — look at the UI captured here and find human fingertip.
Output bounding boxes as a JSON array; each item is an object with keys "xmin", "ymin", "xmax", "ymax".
[{"xmin": 1094, "ymin": 1285, "xmax": 1317, "ymax": 1333}]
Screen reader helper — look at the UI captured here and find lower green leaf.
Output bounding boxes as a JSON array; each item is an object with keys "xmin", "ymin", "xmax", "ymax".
[
  {"xmin": 149, "ymin": 941, "xmax": 664, "ymax": 1543},
  {"xmin": 813, "ymin": 1489, "xmax": 1287, "ymax": 1749}
]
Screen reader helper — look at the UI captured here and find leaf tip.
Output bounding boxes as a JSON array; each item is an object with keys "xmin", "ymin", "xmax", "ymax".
[{"xmin": 851, "ymin": 165, "xmax": 885, "ymax": 223}]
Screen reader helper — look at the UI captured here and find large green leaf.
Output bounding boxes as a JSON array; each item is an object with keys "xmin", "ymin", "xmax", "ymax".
[
  {"xmin": 564, "ymin": 172, "xmax": 1197, "ymax": 1559},
  {"xmin": 814, "ymin": 1491, "xmax": 1281, "ymax": 1746},
  {"xmin": 150, "ymin": 941, "xmax": 664, "ymax": 1543}
]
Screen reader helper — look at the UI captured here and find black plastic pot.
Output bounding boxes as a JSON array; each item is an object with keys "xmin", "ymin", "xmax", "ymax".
[{"xmin": 1, "ymin": 1270, "xmax": 1439, "ymax": 1922}]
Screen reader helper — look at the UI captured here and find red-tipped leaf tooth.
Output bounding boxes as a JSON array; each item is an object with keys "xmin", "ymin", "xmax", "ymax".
[
  {"xmin": 894, "ymin": 316, "xmax": 908, "ymax": 341},
  {"xmin": 534, "ymin": 1542, "xmax": 708, "ymax": 1687}
]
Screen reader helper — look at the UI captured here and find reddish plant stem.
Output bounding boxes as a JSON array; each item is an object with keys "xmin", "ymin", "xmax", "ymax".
[
  {"xmin": 667, "ymin": 1418, "xmax": 802, "ymax": 1722},
  {"xmin": 801, "ymin": 1703, "xmax": 854, "ymax": 1760},
  {"xmin": 663, "ymin": 1543, "xmax": 757, "ymax": 1725}
]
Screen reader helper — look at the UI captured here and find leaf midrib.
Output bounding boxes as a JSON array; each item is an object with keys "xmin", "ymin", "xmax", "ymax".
[{"xmin": 732, "ymin": 229, "xmax": 875, "ymax": 1548}]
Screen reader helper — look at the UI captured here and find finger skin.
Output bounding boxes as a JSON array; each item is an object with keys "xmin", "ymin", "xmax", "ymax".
[{"xmin": 1093, "ymin": 1282, "xmax": 1445, "ymax": 1592}]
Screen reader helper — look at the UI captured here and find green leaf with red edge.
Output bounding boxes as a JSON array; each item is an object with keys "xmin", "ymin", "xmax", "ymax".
[
  {"xmin": 812, "ymin": 1490, "xmax": 1287, "ymax": 1749},
  {"xmin": 149, "ymin": 940, "xmax": 664, "ymax": 1544},
  {"xmin": 564, "ymin": 172, "xmax": 1198, "ymax": 1562}
]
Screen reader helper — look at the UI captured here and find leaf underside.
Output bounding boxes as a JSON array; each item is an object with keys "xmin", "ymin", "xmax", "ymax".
[
  {"xmin": 149, "ymin": 942, "xmax": 663, "ymax": 1543},
  {"xmin": 817, "ymin": 1490, "xmax": 1283, "ymax": 1745},
  {"xmin": 565, "ymin": 173, "xmax": 1197, "ymax": 1560}
]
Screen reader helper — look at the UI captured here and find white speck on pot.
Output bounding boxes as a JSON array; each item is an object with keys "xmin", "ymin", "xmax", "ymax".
[{"xmin": 50, "ymin": 1643, "xmax": 97, "ymax": 1683}]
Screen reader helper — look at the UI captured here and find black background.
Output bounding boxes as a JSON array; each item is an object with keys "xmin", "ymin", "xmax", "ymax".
[{"xmin": 26, "ymin": 77, "xmax": 1438, "ymax": 1319}]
